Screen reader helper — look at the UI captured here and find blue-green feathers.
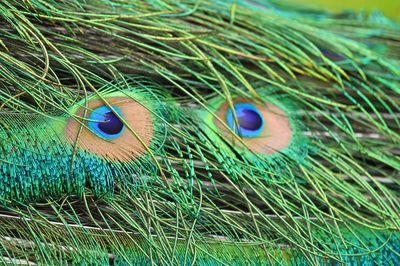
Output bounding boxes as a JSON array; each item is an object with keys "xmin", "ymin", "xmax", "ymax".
[
  {"xmin": 0, "ymin": 0, "xmax": 399, "ymax": 265},
  {"xmin": 0, "ymin": 80, "xmax": 170, "ymax": 201}
]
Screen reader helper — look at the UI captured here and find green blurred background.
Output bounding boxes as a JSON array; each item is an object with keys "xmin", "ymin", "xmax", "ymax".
[{"xmin": 290, "ymin": 0, "xmax": 400, "ymax": 21}]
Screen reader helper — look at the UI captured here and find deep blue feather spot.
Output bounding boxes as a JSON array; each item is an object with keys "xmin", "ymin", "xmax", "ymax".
[
  {"xmin": 320, "ymin": 48, "xmax": 346, "ymax": 61},
  {"xmin": 88, "ymin": 106, "xmax": 125, "ymax": 140},
  {"xmin": 98, "ymin": 112, "xmax": 123, "ymax": 135},
  {"xmin": 226, "ymin": 102, "xmax": 264, "ymax": 138}
]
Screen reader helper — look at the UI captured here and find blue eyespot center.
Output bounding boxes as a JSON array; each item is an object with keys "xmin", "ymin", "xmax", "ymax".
[
  {"xmin": 88, "ymin": 106, "xmax": 125, "ymax": 140},
  {"xmin": 237, "ymin": 109, "xmax": 263, "ymax": 131},
  {"xmin": 226, "ymin": 102, "xmax": 264, "ymax": 138},
  {"xmin": 98, "ymin": 111, "xmax": 124, "ymax": 135}
]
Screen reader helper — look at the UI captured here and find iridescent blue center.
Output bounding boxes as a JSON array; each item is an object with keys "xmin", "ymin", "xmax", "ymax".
[
  {"xmin": 98, "ymin": 112, "xmax": 124, "ymax": 135},
  {"xmin": 226, "ymin": 102, "xmax": 264, "ymax": 138},
  {"xmin": 88, "ymin": 106, "xmax": 125, "ymax": 140}
]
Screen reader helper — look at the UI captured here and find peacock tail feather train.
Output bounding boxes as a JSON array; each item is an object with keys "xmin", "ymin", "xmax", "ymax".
[{"xmin": 0, "ymin": 0, "xmax": 399, "ymax": 265}]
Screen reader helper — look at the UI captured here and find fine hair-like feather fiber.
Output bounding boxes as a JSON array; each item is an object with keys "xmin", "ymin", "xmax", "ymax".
[{"xmin": 0, "ymin": 0, "xmax": 399, "ymax": 265}]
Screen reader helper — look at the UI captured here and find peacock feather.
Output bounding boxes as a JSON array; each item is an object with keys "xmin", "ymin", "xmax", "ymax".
[{"xmin": 0, "ymin": 0, "xmax": 399, "ymax": 265}]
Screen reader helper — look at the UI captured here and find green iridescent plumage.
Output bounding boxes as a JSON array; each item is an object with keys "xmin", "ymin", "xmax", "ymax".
[
  {"xmin": 0, "ymin": 79, "xmax": 170, "ymax": 201},
  {"xmin": 0, "ymin": 0, "xmax": 399, "ymax": 265}
]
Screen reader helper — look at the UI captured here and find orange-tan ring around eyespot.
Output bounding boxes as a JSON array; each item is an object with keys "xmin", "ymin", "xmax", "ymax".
[
  {"xmin": 214, "ymin": 98, "xmax": 292, "ymax": 155},
  {"xmin": 64, "ymin": 97, "xmax": 153, "ymax": 162}
]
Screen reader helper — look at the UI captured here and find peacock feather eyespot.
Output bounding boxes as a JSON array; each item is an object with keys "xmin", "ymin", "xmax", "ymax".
[
  {"xmin": 65, "ymin": 94, "xmax": 156, "ymax": 162},
  {"xmin": 215, "ymin": 97, "xmax": 294, "ymax": 155},
  {"xmin": 87, "ymin": 105, "xmax": 125, "ymax": 140},
  {"xmin": 0, "ymin": 80, "xmax": 172, "ymax": 202},
  {"xmin": 199, "ymin": 92, "xmax": 309, "ymax": 167}
]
